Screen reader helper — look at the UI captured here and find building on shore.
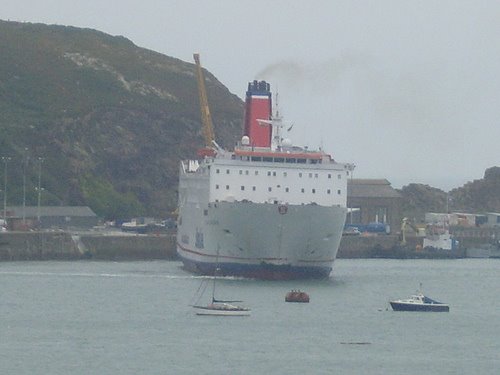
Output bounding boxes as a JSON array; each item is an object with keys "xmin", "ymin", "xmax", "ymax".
[
  {"xmin": 346, "ymin": 179, "xmax": 402, "ymax": 234},
  {"xmin": 3, "ymin": 206, "xmax": 98, "ymax": 231},
  {"xmin": 485, "ymin": 212, "xmax": 500, "ymax": 227}
]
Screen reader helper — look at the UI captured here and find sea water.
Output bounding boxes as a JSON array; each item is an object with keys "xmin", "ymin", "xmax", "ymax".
[{"xmin": 1, "ymin": 259, "xmax": 499, "ymax": 375}]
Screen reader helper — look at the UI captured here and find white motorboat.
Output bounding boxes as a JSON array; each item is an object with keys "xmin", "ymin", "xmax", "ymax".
[{"xmin": 390, "ymin": 286, "xmax": 449, "ymax": 312}]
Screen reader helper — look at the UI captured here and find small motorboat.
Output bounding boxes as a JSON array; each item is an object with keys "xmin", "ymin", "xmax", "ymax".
[
  {"xmin": 390, "ymin": 286, "xmax": 449, "ymax": 312},
  {"xmin": 285, "ymin": 290, "xmax": 310, "ymax": 303}
]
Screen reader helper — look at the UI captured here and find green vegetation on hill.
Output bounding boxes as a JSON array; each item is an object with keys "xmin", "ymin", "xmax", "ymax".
[
  {"xmin": 449, "ymin": 167, "xmax": 500, "ymax": 213},
  {"xmin": 0, "ymin": 20, "xmax": 244, "ymax": 219},
  {"xmin": 399, "ymin": 166, "xmax": 500, "ymax": 221}
]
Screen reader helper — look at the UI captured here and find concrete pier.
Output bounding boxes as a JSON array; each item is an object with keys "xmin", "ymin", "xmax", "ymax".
[{"xmin": 0, "ymin": 231, "xmax": 177, "ymax": 261}]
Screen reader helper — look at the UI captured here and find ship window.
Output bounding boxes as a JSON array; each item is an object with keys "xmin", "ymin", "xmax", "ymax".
[
  {"xmin": 286, "ymin": 158, "xmax": 296, "ymax": 163},
  {"xmin": 297, "ymin": 159, "xmax": 306, "ymax": 164},
  {"xmin": 274, "ymin": 157, "xmax": 284, "ymax": 163},
  {"xmin": 338, "ymin": 174, "xmax": 342, "ymax": 179},
  {"xmin": 283, "ymin": 172, "xmax": 287, "ymax": 177},
  {"xmin": 216, "ymin": 169, "xmax": 220, "ymax": 174},
  {"xmin": 315, "ymin": 173, "xmax": 318, "ymax": 178},
  {"xmin": 255, "ymin": 171, "xmax": 259, "ymax": 175},
  {"xmin": 215, "ymin": 184, "xmax": 219, "ymax": 189},
  {"xmin": 263, "ymin": 157, "xmax": 273, "ymax": 162},
  {"xmin": 226, "ymin": 185, "xmax": 230, "ymax": 190},
  {"xmin": 251, "ymin": 156, "xmax": 261, "ymax": 161},
  {"xmin": 328, "ymin": 174, "xmax": 331, "ymax": 179},
  {"xmin": 310, "ymin": 159, "xmax": 318, "ymax": 164},
  {"xmin": 309, "ymin": 173, "xmax": 312, "ymax": 178},
  {"xmin": 301, "ymin": 188, "xmax": 305, "ymax": 193},
  {"xmin": 327, "ymin": 189, "xmax": 331, "ymax": 194},
  {"xmin": 245, "ymin": 170, "xmax": 249, "ymax": 175},
  {"xmin": 203, "ymin": 209, "xmax": 208, "ymax": 216},
  {"xmin": 347, "ymin": 171, "xmax": 350, "ymax": 176},
  {"xmin": 299, "ymin": 172, "xmax": 303, "ymax": 178},
  {"xmin": 241, "ymin": 186, "xmax": 245, "ymax": 191},
  {"xmin": 268, "ymin": 187, "xmax": 272, "ymax": 192},
  {"xmin": 312, "ymin": 189, "xmax": 316, "ymax": 194},
  {"xmin": 338, "ymin": 189, "xmax": 341, "ymax": 195},
  {"xmin": 226, "ymin": 169, "xmax": 230, "ymax": 174},
  {"xmin": 267, "ymin": 171, "xmax": 271, "ymax": 176},
  {"xmin": 272, "ymin": 171, "xmax": 276, "ymax": 176},
  {"xmin": 252, "ymin": 186, "xmax": 256, "ymax": 191},
  {"xmin": 285, "ymin": 187, "xmax": 289, "ymax": 192},
  {"xmin": 239, "ymin": 170, "xmax": 243, "ymax": 175}
]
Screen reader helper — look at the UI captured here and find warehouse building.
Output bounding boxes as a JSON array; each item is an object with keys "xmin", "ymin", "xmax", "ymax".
[
  {"xmin": 4, "ymin": 206, "xmax": 98, "ymax": 231},
  {"xmin": 346, "ymin": 179, "xmax": 402, "ymax": 234}
]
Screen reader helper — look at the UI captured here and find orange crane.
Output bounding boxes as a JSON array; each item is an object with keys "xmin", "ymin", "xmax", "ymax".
[{"xmin": 193, "ymin": 53, "xmax": 215, "ymax": 150}]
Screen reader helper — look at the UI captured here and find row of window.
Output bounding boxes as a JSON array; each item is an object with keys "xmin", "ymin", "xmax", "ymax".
[
  {"xmin": 215, "ymin": 168, "xmax": 343, "ymax": 179},
  {"xmin": 238, "ymin": 155, "xmax": 319, "ymax": 164},
  {"xmin": 215, "ymin": 184, "xmax": 341, "ymax": 195}
]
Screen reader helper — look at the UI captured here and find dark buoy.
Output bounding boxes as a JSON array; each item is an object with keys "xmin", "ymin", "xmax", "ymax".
[{"xmin": 285, "ymin": 290, "xmax": 310, "ymax": 303}]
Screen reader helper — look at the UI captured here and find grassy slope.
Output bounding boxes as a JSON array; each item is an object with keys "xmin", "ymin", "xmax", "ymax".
[{"xmin": 0, "ymin": 20, "xmax": 243, "ymax": 219}]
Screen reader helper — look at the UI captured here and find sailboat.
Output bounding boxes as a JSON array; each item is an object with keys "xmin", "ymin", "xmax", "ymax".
[{"xmin": 192, "ymin": 250, "xmax": 250, "ymax": 316}]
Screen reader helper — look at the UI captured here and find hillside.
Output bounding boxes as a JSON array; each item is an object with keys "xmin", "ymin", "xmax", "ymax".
[
  {"xmin": 0, "ymin": 20, "xmax": 244, "ymax": 219},
  {"xmin": 399, "ymin": 166, "xmax": 500, "ymax": 222},
  {"xmin": 448, "ymin": 166, "xmax": 500, "ymax": 213}
]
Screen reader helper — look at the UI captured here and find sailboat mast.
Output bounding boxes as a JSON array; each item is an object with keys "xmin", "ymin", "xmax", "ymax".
[{"xmin": 212, "ymin": 246, "xmax": 220, "ymax": 303}]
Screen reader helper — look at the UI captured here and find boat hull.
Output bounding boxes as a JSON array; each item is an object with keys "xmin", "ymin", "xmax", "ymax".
[
  {"xmin": 177, "ymin": 201, "xmax": 346, "ymax": 280},
  {"xmin": 285, "ymin": 291, "xmax": 310, "ymax": 303},
  {"xmin": 390, "ymin": 302, "xmax": 450, "ymax": 312},
  {"xmin": 193, "ymin": 304, "xmax": 251, "ymax": 316},
  {"xmin": 194, "ymin": 308, "xmax": 250, "ymax": 317}
]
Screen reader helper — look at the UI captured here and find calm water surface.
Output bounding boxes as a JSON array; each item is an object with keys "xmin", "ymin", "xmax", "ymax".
[{"xmin": 1, "ymin": 259, "xmax": 499, "ymax": 374}]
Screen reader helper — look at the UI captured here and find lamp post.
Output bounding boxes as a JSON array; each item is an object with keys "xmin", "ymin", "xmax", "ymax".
[
  {"xmin": 36, "ymin": 157, "xmax": 44, "ymax": 225},
  {"xmin": 1, "ymin": 156, "xmax": 11, "ymax": 223},
  {"xmin": 22, "ymin": 148, "xmax": 29, "ymax": 226}
]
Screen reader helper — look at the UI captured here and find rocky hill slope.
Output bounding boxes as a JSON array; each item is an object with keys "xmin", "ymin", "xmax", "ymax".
[
  {"xmin": 399, "ymin": 167, "xmax": 500, "ymax": 221},
  {"xmin": 0, "ymin": 20, "xmax": 244, "ymax": 219}
]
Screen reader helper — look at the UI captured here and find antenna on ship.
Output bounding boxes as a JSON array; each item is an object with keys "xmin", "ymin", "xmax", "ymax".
[{"xmin": 256, "ymin": 91, "xmax": 293, "ymax": 151}]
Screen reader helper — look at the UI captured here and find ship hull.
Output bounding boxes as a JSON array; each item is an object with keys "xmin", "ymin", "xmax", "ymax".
[{"xmin": 177, "ymin": 201, "xmax": 346, "ymax": 280}]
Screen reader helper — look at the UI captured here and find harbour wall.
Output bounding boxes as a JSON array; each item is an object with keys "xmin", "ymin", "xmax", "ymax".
[
  {"xmin": 0, "ymin": 231, "xmax": 489, "ymax": 261},
  {"xmin": 338, "ymin": 235, "xmax": 466, "ymax": 259},
  {"xmin": 338, "ymin": 235, "xmax": 399, "ymax": 258},
  {"xmin": 0, "ymin": 232, "xmax": 177, "ymax": 261}
]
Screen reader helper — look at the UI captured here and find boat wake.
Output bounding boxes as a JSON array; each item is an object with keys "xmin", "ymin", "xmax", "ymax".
[{"xmin": 0, "ymin": 271, "xmax": 225, "ymax": 280}]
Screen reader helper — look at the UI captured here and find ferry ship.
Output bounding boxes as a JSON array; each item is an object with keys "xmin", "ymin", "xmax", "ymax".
[{"xmin": 177, "ymin": 80, "xmax": 354, "ymax": 279}]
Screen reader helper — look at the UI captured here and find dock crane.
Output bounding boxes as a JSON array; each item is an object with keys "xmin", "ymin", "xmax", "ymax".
[
  {"xmin": 193, "ymin": 53, "xmax": 216, "ymax": 152},
  {"xmin": 400, "ymin": 217, "xmax": 420, "ymax": 246}
]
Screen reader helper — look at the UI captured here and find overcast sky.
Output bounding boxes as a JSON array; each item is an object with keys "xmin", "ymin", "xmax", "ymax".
[{"xmin": 3, "ymin": 1, "xmax": 500, "ymax": 191}]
